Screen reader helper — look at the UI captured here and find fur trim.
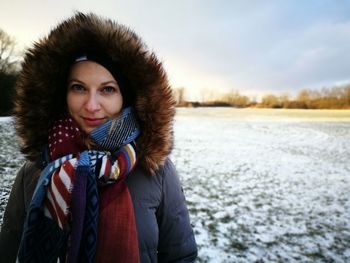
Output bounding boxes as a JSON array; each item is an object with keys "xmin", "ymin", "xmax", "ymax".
[{"xmin": 14, "ymin": 12, "xmax": 176, "ymax": 174}]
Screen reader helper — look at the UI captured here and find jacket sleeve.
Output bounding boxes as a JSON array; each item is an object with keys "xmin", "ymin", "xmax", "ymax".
[
  {"xmin": 0, "ymin": 162, "xmax": 39, "ymax": 263},
  {"xmin": 0, "ymin": 163, "xmax": 27, "ymax": 262},
  {"xmin": 156, "ymin": 159, "xmax": 197, "ymax": 262}
]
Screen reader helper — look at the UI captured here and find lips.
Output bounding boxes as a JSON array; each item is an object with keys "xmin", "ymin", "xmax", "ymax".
[{"xmin": 82, "ymin": 117, "xmax": 106, "ymax": 127}]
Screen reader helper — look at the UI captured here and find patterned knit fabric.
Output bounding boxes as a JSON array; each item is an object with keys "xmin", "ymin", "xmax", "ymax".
[
  {"xmin": 17, "ymin": 107, "xmax": 140, "ymax": 263},
  {"xmin": 92, "ymin": 107, "xmax": 140, "ymax": 151}
]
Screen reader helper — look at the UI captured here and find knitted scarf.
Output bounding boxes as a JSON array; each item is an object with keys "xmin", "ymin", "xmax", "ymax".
[{"xmin": 18, "ymin": 107, "xmax": 140, "ymax": 263}]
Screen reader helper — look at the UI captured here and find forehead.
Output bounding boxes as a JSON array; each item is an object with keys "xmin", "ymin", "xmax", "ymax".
[{"xmin": 69, "ymin": 60, "xmax": 115, "ymax": 80}]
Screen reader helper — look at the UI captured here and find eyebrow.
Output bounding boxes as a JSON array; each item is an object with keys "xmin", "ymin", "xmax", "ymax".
[
  {"xmin": 68, "ymin": 79, "xmax": 118, "ymax": 86},
  {"xmin": 68, "ymin": 79, "xmax": 84, "ymax": 84},
  {"xmin": 101, "ymin": 80, "xmax": 118, "ymax": 86}
]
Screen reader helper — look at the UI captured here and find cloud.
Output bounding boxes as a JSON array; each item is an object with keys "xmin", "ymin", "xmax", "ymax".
[
  {"xmin": 262, "ymin": 20, "xmax": 350, "ymax": 91},
  {"xmin": 159, "ymin": 1, "xmax": 350, "ymax": 96}
]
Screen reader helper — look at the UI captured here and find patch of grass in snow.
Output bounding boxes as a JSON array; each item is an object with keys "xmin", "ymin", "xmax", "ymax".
[
  {"xmin": 229, "ymin": 239, "xmax": 248, "ymax": 251},
  {"xmin": 303, "ymin": 251, "xmax": 326, "ymax": 260},
  {"xmin": 221, "ymin": 214, "xmax": 232, "ymax": 224}
]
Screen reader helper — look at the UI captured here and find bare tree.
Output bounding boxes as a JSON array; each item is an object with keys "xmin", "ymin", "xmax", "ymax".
[
  {"xmin": 296, "ymin": 89, "xmax": 311, "ymax": 102},
  {"xmin": 222, "ymin": 89, "xmax": 240, "ymax": 105},
  {"xmin": 174, "ymin": 87, "xmax": 186, "ymax": 104},
  {"xmin": 200, "ymin": 88, "xmax": 215, "ymax": 102},
  {"xmin": 342, "ymin": 85, "xmax": 350, "ymax": 105},
  {"xmin": 222, "ymin": 89, "xmax": 250, "ymax": 107},
  {"xmin": 261, "ymin": 94, "xmax": 281, "ymax": 108},
  {"xmin": 0, "ymin": 28, "xmax": 20, "ymax": 115},
  {"xmin": 279, "ymin": 93, "xmax": 290, "ymax": 102},
  {"xmin": 0, "ymin": 28, "xmax": 18, "ymax": 74}
]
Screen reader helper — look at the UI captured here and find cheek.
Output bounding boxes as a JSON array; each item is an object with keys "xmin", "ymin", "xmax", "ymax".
[
  {"xmin": 67, "ymin": 93, "xmax": 80, "ymax": 114},
  {"xmin": 107, "ymin": 95, "xmax": 123, "ymax": 117}
]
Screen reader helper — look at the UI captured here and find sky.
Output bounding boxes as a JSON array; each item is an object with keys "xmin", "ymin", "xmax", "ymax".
[{"xmin": 1, "ymin": 0, "xmax": 350, "ymax": 100}]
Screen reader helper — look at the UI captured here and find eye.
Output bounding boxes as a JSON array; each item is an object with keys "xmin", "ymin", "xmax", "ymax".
[
  {"xmin": 101, "ymin": 86, "xmax": 117, "ymax": 94},
  {"xmin": 70, "ymin": 84, "xmax": 85, "ymax": 93}
]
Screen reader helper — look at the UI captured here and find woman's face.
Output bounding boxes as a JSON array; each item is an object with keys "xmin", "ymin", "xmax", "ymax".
[{"xmin": 67, "ymin": 60, "xmax": 123, "ymax": 134}]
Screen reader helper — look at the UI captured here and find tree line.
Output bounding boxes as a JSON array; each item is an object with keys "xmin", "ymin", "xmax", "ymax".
[{"xmin": 175, "ymin": 85, "xmax": 350, "ymax": 109}]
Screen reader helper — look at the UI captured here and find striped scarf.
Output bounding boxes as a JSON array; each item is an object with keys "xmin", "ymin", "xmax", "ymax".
[{"xmin": 18, "ymin": 107, "xmax": 141, "ymax": 263}]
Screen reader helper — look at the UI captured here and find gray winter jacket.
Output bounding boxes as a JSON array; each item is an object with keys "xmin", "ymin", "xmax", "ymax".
[{"xmin": 0, "ymin": 159, "xmax": 197, "ymax": 262}]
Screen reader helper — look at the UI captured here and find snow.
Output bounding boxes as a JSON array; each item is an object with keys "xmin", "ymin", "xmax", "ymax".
[
  {"xmin": 0, "ymin": 117, "xmax": 12, "ymax": 123},
  {"xmin": 1, "ymin": 108, "xmax": 350, "ymax": 262},
  {"xmin": 171, "ymin": 108, "xmax": 350, "ymax": 262}
]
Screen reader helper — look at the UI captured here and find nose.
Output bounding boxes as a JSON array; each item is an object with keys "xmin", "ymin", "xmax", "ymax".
[{"xmin": 85, "ymin": 93, "xmax": 101, "ymax": 112}]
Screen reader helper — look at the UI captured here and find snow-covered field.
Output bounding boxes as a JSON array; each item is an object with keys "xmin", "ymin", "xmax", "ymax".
[{"xmin": 1, "ymin": 108, "xmax": 350, "ymax": 262}]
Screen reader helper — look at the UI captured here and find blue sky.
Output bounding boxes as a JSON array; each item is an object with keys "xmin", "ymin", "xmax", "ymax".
[{"xmin": 1, "ymin": 0, "xmax": 350, "ymax": 100}]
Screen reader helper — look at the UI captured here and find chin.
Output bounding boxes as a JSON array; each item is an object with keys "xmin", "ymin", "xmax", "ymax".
[{"xmin": 83, "ymin": 128, "xmax": 95, "ymax": 134}]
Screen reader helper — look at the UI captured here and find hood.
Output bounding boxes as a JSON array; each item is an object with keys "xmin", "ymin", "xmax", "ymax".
[{"xmin": 14, "ymin": 12, "xmax": 176, "ymax": 174}]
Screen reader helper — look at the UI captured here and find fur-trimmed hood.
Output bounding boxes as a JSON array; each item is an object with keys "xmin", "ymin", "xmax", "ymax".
[{"xmin": 14, "ymin": 12, "xmax": 176, "ymax": 174}]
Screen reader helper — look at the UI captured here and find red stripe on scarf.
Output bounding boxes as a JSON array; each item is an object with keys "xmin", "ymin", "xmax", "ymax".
[
  {"xmin": 45, "ymin": 198, "xmax": 57, "ymax": 220},
  {"xmin": 63, "ymin": 160, "xmax": 76, "ymax": 181},
  {"xmin": 48, "ymin": 182, "xmax": 66, "ymax": 227},
  {"xmin": 52, "ymin": 171, "xmax": 71, "ymax": 204},
  {"xmin": 96, "ymin": 182, "xmax": 140, "ymax": 263},
  {"xmin": 117, "ymin": 152, "xmax": 127, "ymax": 178},
  {"xmin": 59, "ymin": 160, "xmax": 76, "ymax": 201}
]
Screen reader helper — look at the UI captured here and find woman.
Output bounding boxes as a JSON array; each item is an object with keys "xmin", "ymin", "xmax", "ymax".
[{"xmin": 0, "ymin": 13, "xmax": 197, "ymax": 262}]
